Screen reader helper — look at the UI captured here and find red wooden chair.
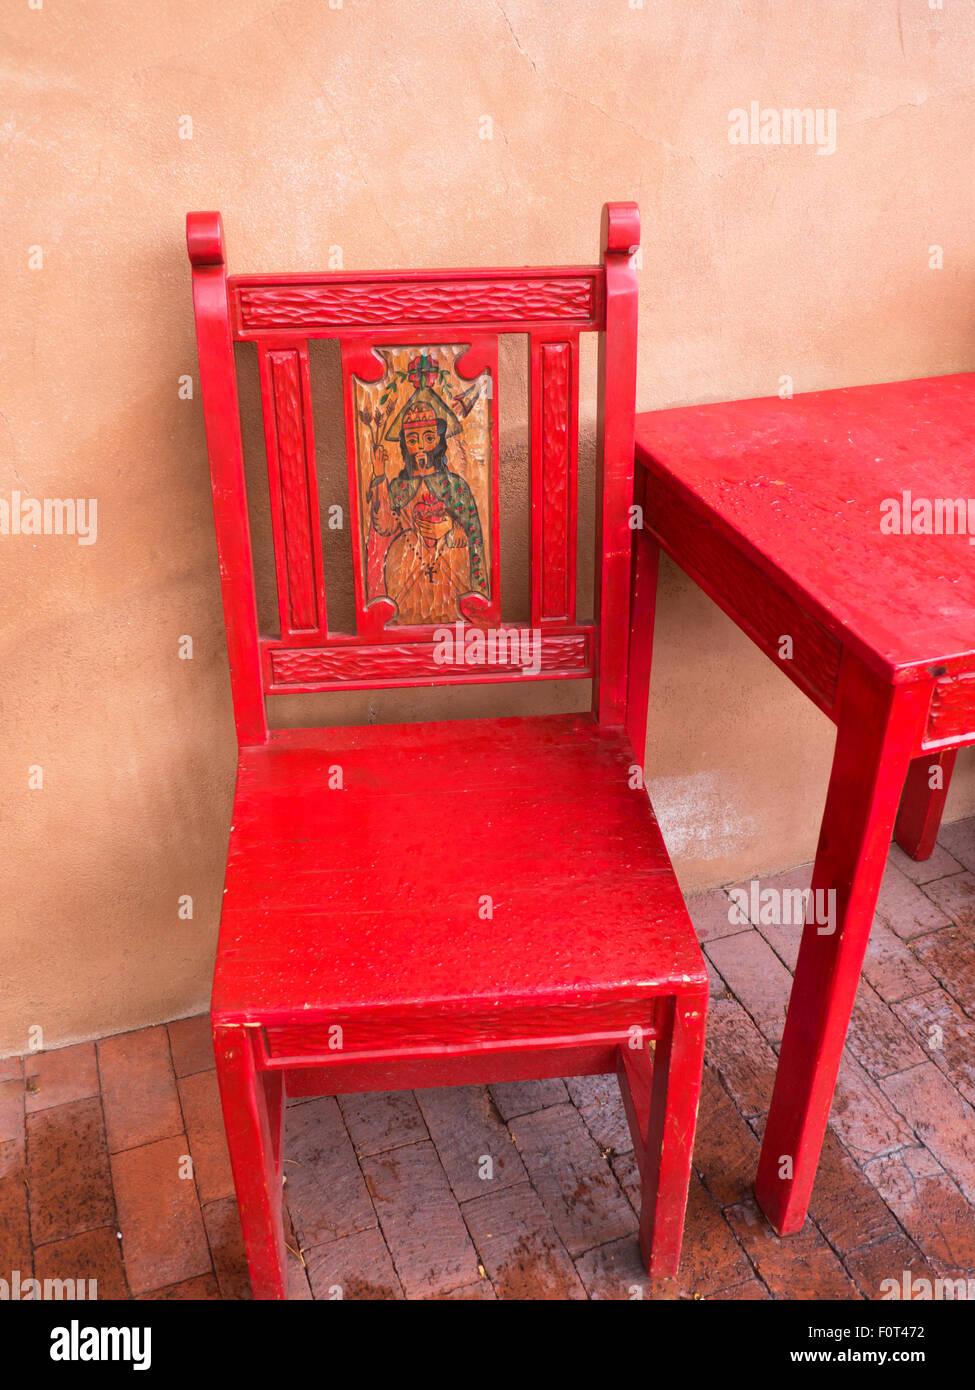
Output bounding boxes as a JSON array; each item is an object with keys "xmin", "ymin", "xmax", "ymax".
[{"xmin": 187, "ymin": 202, "xmax": 708, "ymax": 1299}]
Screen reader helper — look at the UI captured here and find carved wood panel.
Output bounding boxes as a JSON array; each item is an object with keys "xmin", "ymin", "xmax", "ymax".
[
  {"xmin": 346, "ymin": 341, "xmax": 500, "ymax": 631},
  {"xmin": 531, "ymin": 337, "xmax": 578, "ymax": 625},
  {"xmin": 257, "ymin": 343, "xmax": 327, "ymax": 638},
  {"xmin": 924, "ymin": 670, "xmax": 975, "ymax": 747},
  {"xmin": 266, "ymin": 630, "xmax": 592, "ymax": 691},
  {"xmin": 233, "ymin": 273, "xmax": 599, "ymax": 334}
]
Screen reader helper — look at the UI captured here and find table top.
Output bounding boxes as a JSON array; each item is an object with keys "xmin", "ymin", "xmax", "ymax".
[{"xmin": 635, "ymin": 373, "xmax": 975, "ymax": 682}]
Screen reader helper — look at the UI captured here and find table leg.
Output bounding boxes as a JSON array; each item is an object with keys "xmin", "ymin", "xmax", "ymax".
[
  {"xmin": 755, "ymin": 654, "xmax": 930, "ymax": 1234},
  {"xmin": 894, "ymin": 749, "xmax": 957, "ymax": 861},
  {"xmin": 625, "ymin": 520, "xmax": 660, "ymax": 760}
]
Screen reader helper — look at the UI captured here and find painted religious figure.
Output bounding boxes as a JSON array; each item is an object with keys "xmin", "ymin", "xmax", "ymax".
[{"xmin": 355, "ymin": 347, "xmax": 492, "ymax": 626}]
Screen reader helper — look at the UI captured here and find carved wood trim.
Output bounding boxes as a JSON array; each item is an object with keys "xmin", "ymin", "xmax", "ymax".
[
  {"xmin": 264, "ymin": 629, "xmax": 592, "ymax": 692},
  {"xmin": 924, "ymin": 670, "xmax": 975, "ymax": 747},
  {"xmin": 231, "ymin": 271, "xmax": 601, "ymax": 336}
]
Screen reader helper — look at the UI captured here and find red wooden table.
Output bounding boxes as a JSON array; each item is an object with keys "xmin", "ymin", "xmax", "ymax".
[{"xmin": 633, "ymin": 372, "xmax": 975, "ymax": 1234}]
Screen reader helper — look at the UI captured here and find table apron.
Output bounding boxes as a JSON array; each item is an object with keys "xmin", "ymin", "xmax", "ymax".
[
  {"xmin": 923, "ymin": 670, "xmax": 975, "ymax": 748},
  {"xmin": 640, "ymin": 484, "xmax": 841, "ymax": 718},
  {"xmin": 638, "ymin": 470, "xmax": 975, "ymax": 760}
]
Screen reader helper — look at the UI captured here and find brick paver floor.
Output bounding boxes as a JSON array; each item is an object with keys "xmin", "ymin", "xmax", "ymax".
[{"xmin": 2, "ymin": 822, "xmax": 973, "ymax": 1299}]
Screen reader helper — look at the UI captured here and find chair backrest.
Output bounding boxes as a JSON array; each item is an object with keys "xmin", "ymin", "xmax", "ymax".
[{"xmin": 187, "ymin": 203, "xmax": 640, "ymax": 747}]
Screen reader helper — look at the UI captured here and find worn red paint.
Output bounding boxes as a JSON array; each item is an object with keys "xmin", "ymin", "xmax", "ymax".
[
  {"xmin": 189, "ymin": 204, "xmax": 708, "ymax": 1298},
  {"xmin": 634, "ymin": 372, "xmax": 975, "ymax": 1236}
]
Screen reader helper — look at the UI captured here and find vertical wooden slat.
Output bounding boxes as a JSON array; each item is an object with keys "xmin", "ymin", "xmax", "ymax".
[
  {"xmin": 257, "ymin": 341, "xmax": 327, "ymax": 639},
  {"xmin": 186, "ymin": 212, "xmax": 267, "ymax": 746},
  {"xmin": 593, "ymin": 202, "xmax": 640, "ymax": 727},
  {"xmin": 530, "ymin": 335, "xmax": 579, "ymax": 627}
]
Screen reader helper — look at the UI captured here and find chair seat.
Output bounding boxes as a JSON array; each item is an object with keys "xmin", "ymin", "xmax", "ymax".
[{"xmin": 213, "ymin": 714, "xmax": 706, "ymax": 1052}]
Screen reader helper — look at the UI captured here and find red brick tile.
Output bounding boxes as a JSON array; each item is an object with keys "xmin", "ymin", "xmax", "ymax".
[
  {"xmin": 0, "ymin": 1133, "xmax": 23, "ymax": 1182},
  {"xmin": 847, "ymin": 979, "xmax": 927, "ymax": 1080},
  {"xmin": 414, "ymin": 1085, "xmax": 527, "ymax": 1201},
  {"xmin": 705, "ymin": 996, "xmax": 777, "ymax": 1119},
  {"xmin": 463, "ymin": 1181, "xmax": 586, "ymax": 1299},
  {"xmin": 892, "ymin": 988, "xmax": 975, "ymax": 1107},
  {"xmin": 920, "ymin": 868, "xmax": 975, "ymax": 928},
  {"xmin": 865, "ymin": 1146, "xmax": 975, "ymax": 1273},
  {"xmin": 563, "ymin": 1073, "xmax": 615, "ymax": 1111},
  {"xmin": 280, "ymin": 1205, "xmax": 313, "ymax": 1300},
  {"xmin": 610, "ymin": 1145, "xmax": 641, "ymax": 1207},
  {"xmin": 424, "ymin": 1278, "xmax": 496, "ymax": 1299},
  {"xmin": 888, "ymin": 840, "xmax": 961, "ymax": 886},
  {"xmin": 844, "ymin": 1230, "xmax": 939, "ymax": 1301},
  {"xmin": 694, "ymin": 1066, "xmax": 762, "ymax": 1208},
  {"xmin": 876, "ymin": 861, "xmax": 953, "ymax": 939},
  {"xmin": 687, "ymin": 889, "xmax": 742, "ymax": 942},
  {"xmin": 202, "ymin": 1195, "xmax": 249, "ymax": 1300},
  {"xmin": 360, "ymin": 1140, "xmax": 479, "ymax": 1297},
  {"xmin": 830, "ymin": 1051, "xmax": 916, "ymax": 1163},
  {"xmin": 572, "ymin": 1234, "xmax": 653, "ymax": 1299},
  {"xmin": 0, "ymin": 1154, "xmax": 32, "ymax": 1280},
  {"xmin": 507, "ymin": 1103, "xmax": 634, "ymax": 1256},
  {"xmin": 0, "ymin": 1057, "xmax": 23, "ymax": 1084},
  {"xmin": 287, "ymin": 1249, "xmax": 314, "ymax": 1300},
  {"xmin": 98, "ymin": 1027, "xmax": 182, "ymax": 1154},
  {"xmin": 752, "ymin": 921, "xmax": 802, "ymax": 974},
  {"xmin": 283, "ymin": 1097, "xmax": 375, "ymax": 1250},
  {"xmin": 565, "ymin": 1074, "xmax": 633, "ymax": 1155},
  {"xmin": 304, "ymin": 1226, "xmax": 403, "ymax": 1300},
  {"xmin": 111, "ymin": 1134, "xmax": 211, "ymax": 1295},
  {"xmin": 0, "ymin": 1077, "xmax": 24, "ymax": 1144},
  {"xmin": 726, "ymin": 1196, "xmax": 858, "ymax": 1299},
  {"xmin": 337, "ymin": 1090, "xmax": 427, "ymax": 1156},
  {"xmin": 862, "ymin": 919, "xmax": 936, "ymax": 1002},
  {"xmin": 936, "ymin": 818, "xmax": 975, "ymax": 875},
  {"xmin": 922, "ymin": 1269, "xmax": 975, "ymax": 1297},
  {"xmin": 807, "ymin": 1129, "xmax": 898, "ymax": 1255},
  {"xmin": 577, "ymin": 1170, "xmax": 753, "ymax": 1301},
  {"xmin": 24, "ymin": 1043, "xmax": 98, "ymax": 1115},
  {"xmin": 27, "ymin": 1097, "xmax": 114, "ymax": 1245},
  {"xmin": 167, "ymin": 1015, "xmax": 215, "ymax": 1078},
  {"xmin": 744, "ymin": 864, "xmax": 813, "ymax": 970},
  {"xmin": 138, "ymin": 1274, "xmax": 221, "ymax": 1300},
  {"xmin": 706, "ymin": 955, "xmax": 728, "ymax": 998},
  {"xmin": 488, "ymin": 1077, "xmax": 568, "ymax": 1120},
  {"xmin": 880, "ymin": 1063, "xmax": 975, "ymax": 1205},
  {"xmin": 177, "ymin": 1070, "xmax": 233, "ymax": 1205},
  {"xmin": 660, "ymin": 1172, "xmax": 753, "ymax": 1299},
  {"xmin": 704, "ymin": 928, "xmax": 793, "ymax": 1044},
  {"xmin": 911, "ymin": 921, "xmax": 975, "ymax": 1019},
  {"xmin": 33, "ymin": 1226, "xmax": 128, "ymax": 1300},
  {"xmin": 706, "ymin": 1277, "xmax": 771, "ymax": 1299}
]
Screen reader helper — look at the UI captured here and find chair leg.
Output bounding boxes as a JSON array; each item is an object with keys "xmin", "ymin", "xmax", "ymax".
[
  {"xmin": 620, "ymin": 991, "xmax": 707, "ymax": 1278},
  {"xmin": 894, "ymin": 749, "xmax": 957, "ymax": 861},
  {"xmin": 213, "ymin": 1022, "xmax": 287, "ymax": 1300}
]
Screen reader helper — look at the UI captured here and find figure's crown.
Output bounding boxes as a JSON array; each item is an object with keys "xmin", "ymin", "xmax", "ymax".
[{"xmin": 403, "ymin": 405, "xmax": 437, "ymax": 428}]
